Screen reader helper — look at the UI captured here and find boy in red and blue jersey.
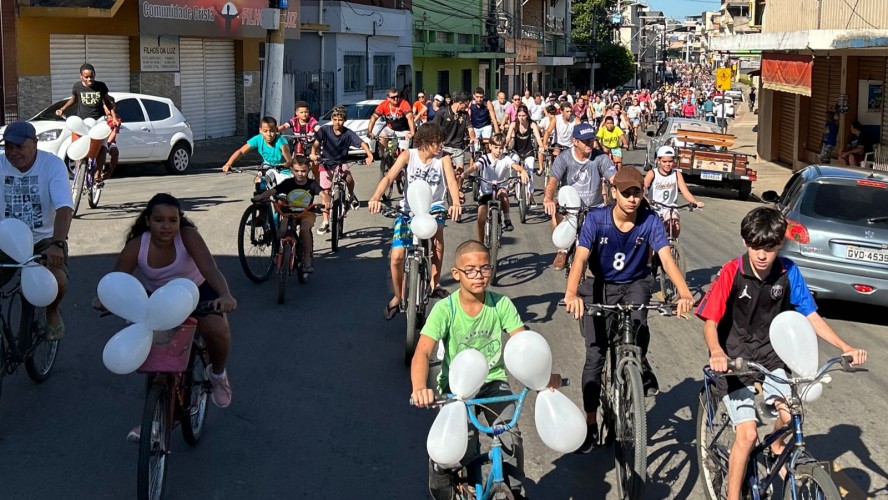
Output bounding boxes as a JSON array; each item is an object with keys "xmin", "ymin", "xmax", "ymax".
[{"xmin": 695, "ymin": 206, "xmax": 867, "ymax": 500}]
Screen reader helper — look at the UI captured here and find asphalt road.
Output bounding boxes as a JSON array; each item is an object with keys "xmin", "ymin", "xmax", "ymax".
[{"xmin": 1, "ymin": 145, "xmax": 886, "ymax": 499}]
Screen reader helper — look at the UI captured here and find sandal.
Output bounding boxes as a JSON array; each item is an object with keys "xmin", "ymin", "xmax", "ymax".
[
  {"xmin": 46, "ymin": 317, "xmax": 65, "ymax": 341},
  {"xmin": 303, "ymin": 264, "xmax": 314, "ymax": 274},
  {"xmin": 430, "ymin": 287, "xmax": 450, "ymax": 299},
  {"xmin": 383, "ymin": 300, "xmax": 399, "ymax": 320}
]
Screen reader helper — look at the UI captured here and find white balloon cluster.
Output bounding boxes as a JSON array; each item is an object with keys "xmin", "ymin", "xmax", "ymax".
[
  {"xmin": 426, "ymin": 331, "xmax": 587, "ymax": 464},
  {"xmin": 552, "ymin": 186, "xmax": 582, "ymax": 250},
  {"xmin": 0, "ymin": 218, "xmax": 58, "ymax": 307},
  {"xmin": 97, "ymin": 273, "xmax": 200, "ymax": 375},
  {"xmin": 406, "ymin": 180, "xmax": 438, "ymax": 240},
  {"xmin": 769, "ymin": 311, "xmax": 826, "ymax": 402},
  {"xmin": 64, "ymin": 116, "xmax": 112, "ymax": 161}
]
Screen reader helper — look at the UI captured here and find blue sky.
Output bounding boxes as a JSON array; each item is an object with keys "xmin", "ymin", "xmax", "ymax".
[{"xmin": 644, "ymin": 0, "xmax": 722, "ymax": 20}]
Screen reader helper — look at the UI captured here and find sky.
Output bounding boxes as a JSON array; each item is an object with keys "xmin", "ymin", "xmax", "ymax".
[{"xmin": 643, "ymin": 0, "xmax": 723, "ymax": 21}]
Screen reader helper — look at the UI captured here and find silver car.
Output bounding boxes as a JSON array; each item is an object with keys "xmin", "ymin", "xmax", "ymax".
[{"xmin": 762, "ymin": 165, "xmax": 888, "ymax": 306}]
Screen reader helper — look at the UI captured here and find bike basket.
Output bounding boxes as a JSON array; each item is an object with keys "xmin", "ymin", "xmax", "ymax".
[{"xmin": 138, "ymin": 318, "xmax": 198, "ymax": 374}]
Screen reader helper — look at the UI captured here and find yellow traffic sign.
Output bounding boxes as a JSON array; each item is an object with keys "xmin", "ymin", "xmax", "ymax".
[{"xmin": 716, "ymin": 68, "xmax": 733, "ymax": 90}]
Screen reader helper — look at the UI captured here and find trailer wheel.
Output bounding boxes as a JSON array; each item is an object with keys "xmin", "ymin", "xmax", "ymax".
[{"xmin": 738, "ymin": 180, "xmax": 752, "ymax": 201}]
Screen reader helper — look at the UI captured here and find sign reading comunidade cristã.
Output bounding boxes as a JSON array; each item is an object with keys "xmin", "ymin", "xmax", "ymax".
[{"xmin": 139, "ymin": 0, "xmax": 301, "ymax": 39}]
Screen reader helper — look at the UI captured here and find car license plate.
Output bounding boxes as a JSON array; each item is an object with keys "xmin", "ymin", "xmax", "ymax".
[
  {"xmin": 847, "ymin": 246, "xmax": 888, "ymax": 264},
  {"xmin": 700, "ymin": 171, "xmax": 722, "ymax": 181}
]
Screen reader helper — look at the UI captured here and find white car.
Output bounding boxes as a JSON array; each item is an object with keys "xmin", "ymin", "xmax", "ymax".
[
  {"xmin": 0, "ymin": 92, "xmax": 194, "ymax": 174},
  {"xmin": 713, "ymin": 96, "xmax": 735, "ymax": 118},
  {"xmin": 316, "ymin": 100, "xmax": 385, "ymax": 156}
]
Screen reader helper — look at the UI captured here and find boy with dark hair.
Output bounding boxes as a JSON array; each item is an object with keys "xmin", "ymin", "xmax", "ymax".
[
  {"xmin": 223, "ymin": 116, "xmax": 292, "ymax": 174},
  {"xmin": 411, "ymin": 240, "xmax": 562, "ymax": 500},
  {"xmin": 279, "ymin": 100, "xmax": 320, "ymax": 154},
  {"xmin": 695, "ymin": 206, "xmax": 867, "ymax": 500}
]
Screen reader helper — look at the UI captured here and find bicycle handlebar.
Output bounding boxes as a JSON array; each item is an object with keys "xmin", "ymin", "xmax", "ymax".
[
  {"xmin": 0, "ymin": 254, "xmax": 46, "ymax": 268},
  {"xmin": 710, "ymin": 355, "xmax": 863, "ymax": 386},
  {"xmin": 651, "ymin": 201, "xmax": 700, "ymax": 211},
  {"xmin": 558, "ymin": 300, "xmax": 678, "ymax": 317},
  {"xmin": 465, "ymin": 175, "xmax": 522, "ymax": 189},
  {"xmin": 409, "ymin": 378, "xmax": 571, "ymax": 407},
  {"xmin": 226, "ymin": 163, "xmax": 287, "ymax": 175}
]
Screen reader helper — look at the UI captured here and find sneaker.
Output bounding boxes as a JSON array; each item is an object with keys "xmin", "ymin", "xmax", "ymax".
[
  {"xmin": 316, "ymin": 222, "xmax": 330, "ymax": 235},
  {"xmin": 503, "ymin": 220, "xmax": 514, "ymax": 232},
  {"xmin": 529, "ymin": 197, "xmax": 538, "ymax": 208},
  {"xmin": 205, "ymin": 365, "xmax": 232, "ymax": 408},
  {"xmin": 126, "ymin": 425, "xmax": 141, "ymax": 443},
  {"xmin": 349, "ymin": 195, "xmax": 361, "ymax": 211},
  {"xmin": 574, "ymin": 424, "xmax": 600, "ymax": 454},
  {"xmin": 641, "ymin": 360, "xmax": 660, "ymax": 397},
  {"xmin": 553, "ymin": 250, "xmax": 568, "ymax": 270}
]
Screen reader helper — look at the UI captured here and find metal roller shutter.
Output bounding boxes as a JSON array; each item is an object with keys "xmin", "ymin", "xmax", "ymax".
[
  {"xmin": 50, "ymin": 35, "xmax": 130, "ymax": 101},
  {"xmin": 179, "ymin": 38, "xmax": 235, "ymax": 140},
  {"xmin": 805, "ymin": 57, "xmax": 842, "ymax": 154},
  {"xmin": 778, "ymin": 92, "xmax": 797, "ymax": 165},
  {"xmin": 858, "ymin": 56, "xmax": 886, "ymax": 81}
]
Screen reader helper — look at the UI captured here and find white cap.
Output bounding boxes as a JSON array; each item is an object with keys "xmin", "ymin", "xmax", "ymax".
[
  {"xmin": 656, "ymin": 145, "xmax": 676, "ymax": 158},
  {"xmin": 434, "ymin": 94, "xmax": 444, "ymax": 102}
]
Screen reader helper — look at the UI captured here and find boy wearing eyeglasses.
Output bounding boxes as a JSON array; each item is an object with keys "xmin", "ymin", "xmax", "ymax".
[
  {"xmin": 368, "ymin": 87, "xmax": 416, "ymax": 156},
  {"xmin": 410, "ymin": 239, "xmax": 562, "ymax": 500}
]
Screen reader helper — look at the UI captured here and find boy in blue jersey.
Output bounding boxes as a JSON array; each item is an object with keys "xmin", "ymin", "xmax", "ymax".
[{"xmin": 563, "ymin": 167, "xmax": 694, "ymax": 453}]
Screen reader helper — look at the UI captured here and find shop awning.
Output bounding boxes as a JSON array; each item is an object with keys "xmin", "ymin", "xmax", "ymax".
[{"xmin": 761, "ymin": 53, "xmax": 812, "ymax": 96}]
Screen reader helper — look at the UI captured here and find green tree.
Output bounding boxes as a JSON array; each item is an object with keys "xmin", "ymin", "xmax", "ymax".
[
  {"xmin": 571, "ymin": 0, "xmax": 612, "ymax": 49},
  {"xmin": 597, "ymin": 43, "xmax": 636, "ymax": 88}
]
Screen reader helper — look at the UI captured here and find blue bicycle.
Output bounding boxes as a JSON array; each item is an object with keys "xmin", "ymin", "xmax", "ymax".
[{"xmin": 696, "ymin": 356, "xmax": 863, "ymax": 500}]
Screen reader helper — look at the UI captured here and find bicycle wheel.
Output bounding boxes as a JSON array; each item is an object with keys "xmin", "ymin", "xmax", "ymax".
[
  {"xmin": 138, "ymin": 381, "xmax": 170, "ymax": 500},
  {"xmin": 181, "ymin": 346, "xmax": 209, "ymax": 446},
  {"xmin": 71, "ymin": 161, "xmax": 86, "ymax": 217},
  {"xmin": 295, "ymin": 237, "xmax": 307, "ymax": 284},
  {"xmin": 487, "ymin": 209, "xmax": 500, "ymax": 285},
  {"xmin": 784, "ymin": 463, "xmax": 841, "ymax": 500},
  {"xmin": 696, "ymin": 386, "xmax": 737, "ymax": 500},
  {"xmin": 518, "ymin": 182, "xmax": 528, "ymax": 224},
  {"xmin": 23, "ymin": 304, "xmax": 58, "ymax": 383},
  {"xmin": 490, "ymin": 482, "xmax": 516, "ymax": 500},
  {"xmin": 88, "ymin": 182, "xmax": 102, "ymax": 209},
  {"xmin": 669, "ymin": 242, "xmax": 686, "ymax": 298},
  {"xmin": 614, "ymin": 363, "xmax": 647, "ymax": 500},
  {"xmin": 404, "ymin": 258, "xmax": 419, "ymax": 366},
  {"xmin": 331, "ymin": 194, "xmax": 342, "ymax": 252},
  {"xmin": 380, "ymin": 155, "xmax": 394, "ymax": 201},
  {"xmin": 237, "ymin": 204, "xmax": 276, "ymax": 283},
  {"xmin": 277, "ymin": 243, "xmax": 291, "ymax": 304}
]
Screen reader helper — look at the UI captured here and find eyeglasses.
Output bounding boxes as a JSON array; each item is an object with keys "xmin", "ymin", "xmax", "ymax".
[
  {"xmin": 455, "ymin": 265, "xmax": 493, "ymax": 279},
  {"xmin": 388, "ymin": 95, "xmax": 400, "ymax": 100},
  {"xmin": 512, "ymin": 98, "xmax": 521, "ymax": 101},
  {"xmin": 418, "ymin": 95, "xmax": 425, "ymax": 99}
]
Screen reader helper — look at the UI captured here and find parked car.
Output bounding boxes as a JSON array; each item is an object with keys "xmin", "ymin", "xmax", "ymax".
[
  {"xmin": 0, "ymin": 92, "xmax": 194, "ymax": 174},
  {"xmin": 725, "ymin": 88, "xmax": 744, "ymax": 102},
  {"xmin": 762, "ymin": 164, "xmax": 888, "ymax": 306},
  {"xmin": 316, "ymin": 100, "xmax": 385, "ymax": 156},
  {"xmin": 713, "ymin": 96, "xmax": 735, "ymax": 117}
]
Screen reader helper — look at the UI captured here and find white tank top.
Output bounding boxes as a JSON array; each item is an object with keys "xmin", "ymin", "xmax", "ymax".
[
  {"xmin": 555, "ymin": 114, "xmax": 574, "ymax": 147},
  {"xmin": 402, "ymin": 149, "xmax": 447, "ymax": 212},
  {"xmin": 650, "ymin": 167, "xmax": 679, "ymax": 208}
]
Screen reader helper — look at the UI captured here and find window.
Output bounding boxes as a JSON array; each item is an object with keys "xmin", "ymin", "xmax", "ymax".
[
  {"xmin": 801, "ymin": 181, "xmax": 888, "ymax": 226},
  {"xmin": 343, "ymin": 55, "xmax": 365, "ymax": 93},
  {"xmin": 437, "ymin": 70, "xmax": 450, "ymax": 95},
  {"xmin": 436, "ymin": 31, "xmax": 451, "ymax": 44},
  {"xmin": 373, "ymin": 55, "xmax": 393, "ymax": 90},
  {"xmin": 458, "ymin": 33, "xmax": 472, "ymax": 45},
  {"xmin": 415, "ymin": 71, "xmax": 424, "ymax": 97},
  {"xmin": 461, "ymin": 69, "xmax": 472, "ymax": 93},
  {"xmin": 414, "ymin": 29, "xmax": 425, "ymax": 43},
  {"xmin": 116, "ymin": 98, "xmax": 145, "ymax": 123},
  {"xmin": 141, "ymin": 99, "xmax": 171, "ymax": 121}
]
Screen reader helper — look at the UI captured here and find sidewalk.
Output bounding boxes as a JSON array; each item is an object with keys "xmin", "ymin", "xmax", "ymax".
[
  {"xmin": 190, "ymin": 135, "xmax": 261, "ymax": 170},
  {"xmin": 728, "ymin": 88, "xmax": 793, "ymax": 199}
]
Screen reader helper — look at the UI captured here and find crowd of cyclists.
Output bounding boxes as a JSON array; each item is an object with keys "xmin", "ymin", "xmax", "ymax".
[{"xmin": 0, "ymin": 60, "xmax": 869, "ymax": 500}]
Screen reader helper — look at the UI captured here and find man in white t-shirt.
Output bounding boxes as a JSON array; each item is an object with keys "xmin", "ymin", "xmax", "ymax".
[{"xmin": 0, "ymin": 122, "xmax": 74, "ymax": 339}]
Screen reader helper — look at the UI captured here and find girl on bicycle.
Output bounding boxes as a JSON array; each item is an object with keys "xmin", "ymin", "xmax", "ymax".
[
  {"xmin": 99, "ymin": 193, "xmax": 237, "ymax": 424},
  {"xmin": 504, "ymin": 106, "xmax": 544, "ymax": 201}
]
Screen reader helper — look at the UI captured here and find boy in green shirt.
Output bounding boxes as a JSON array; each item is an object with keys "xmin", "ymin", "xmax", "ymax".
[{"xmin": 411, "ymin": 240, "xmax": 561, "ymax": 500}]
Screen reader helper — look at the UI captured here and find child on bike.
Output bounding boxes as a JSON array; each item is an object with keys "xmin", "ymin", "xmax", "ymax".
[
  {"xmin": 368, "ymin": 123, "xmax": 461, "ymax": 318},
  {"xmin": 465, "ymin": 132, "xmax": 529, "ymax": 239},
  {"xmin": 596, "ymin": 116, "xmax": 628, "ymax": 170},
  {"xmin": 695, "ymin": 207, "xmax": 867, "ymax": 500},
  {"xmin": 563, "ymin": 167, "xmax": 694, "ymax": 454},
  {"xmin": 643, "ymin": 145, "xmax": 704, "ymax": 239},
  {"xmin": 222, "ymin": 116, "xmax": 292, "ymax": 176},
  {"xmin": 310, "ymin": 106, "xmax": 373, "ymax": 234},
  {"xmin": 411, "ymin": 239, "xmax": 562, "ymax": 500},
  {"xmin": 251, "ymin": 156, "xmax": 321, "ymax": 273}
]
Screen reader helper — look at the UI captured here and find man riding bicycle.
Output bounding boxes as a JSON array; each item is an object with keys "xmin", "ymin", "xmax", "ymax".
[
  {"xmin": 643, "ymin": 146, "xmax": 704, "ymax": 238},
  {"xmin": 542, "ymin": 101, "xmax": 577, "ymax": 158},
  {"xmin": 368, "ymin": 88, "xmax": 416, "ymax": 157},
  {"xmin": 468, "ymin": 87, "xmax": 500, "ymax": 145},
  {"xmin": 433, "ymin": 92, "xmax": 476, "ymax": 208}
]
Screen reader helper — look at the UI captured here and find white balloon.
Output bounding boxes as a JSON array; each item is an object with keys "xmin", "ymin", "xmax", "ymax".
[
  {"xmin": 503, "ymin": 330, "xmax": 552, "ymax": 390},
  {"xmin": 427, "ymin": 401, "xmax": 469, "ymax": 468},
  {"xmin": 88, "ymin": 122, "xmax": 112, "ymax": 141},
  {"xmin": 557, "ymin": 186, "xmax": 581, "ymax": 208},
  {"xmin": 102, "ymin": 323, "xmax": 153, "ymax": 375},
  {"xmin": 145, "ymin": 284, "xmax": 194, "ymax": 331},
  {"xmin": 0, "ymin": 218, "xmax": 35, "ymax": 263},
  {"xmin": 552, "ymin": 216, "xmax": 578, "ymax": 250},
  {"xmin": 407, "ymin": 179, "xmax": 433, "ymax": 213},
  {"xmin": 410, "ymin": 213, "xmax": 438, "ymax": 240},
  {"xmin": 65, "ymin": 116, "xmax": 89, "ymax": 136},
  {"xmin": 448, "ymin": 349, "xmax": 489, "ymax": 400},
  {"xmin": 166, "ymin": 278, "xmax": 200, "ymax": 311},
  {"xmin": 83, "ymin": 117, "xmax": 97, "ymax": 128},
  {"xmin": 21, "ymin": 265, "xmax": 58, "ymax": 307},
  {"xmin": 97, "ymin": 272, "xmax": 149, "ymax": 324},
  {"xmin": 67, "ymin": 135, "xmax": 91, "ymax": 161},
  {"xmin": 535, "ymin": 389, "xmax": 587, "ymax": 453},
  {"xmin": 769, "ymin": 311, "xmax": 818, "ymax": 376},
  {"xmin": 800, "ymin": 382, "xmax": 823, "ymax": 403}
]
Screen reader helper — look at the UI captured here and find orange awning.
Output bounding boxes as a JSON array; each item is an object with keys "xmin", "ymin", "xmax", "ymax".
[{"xmin": 762, "ymin": 53, "xmax": 812, "ymax": 96}]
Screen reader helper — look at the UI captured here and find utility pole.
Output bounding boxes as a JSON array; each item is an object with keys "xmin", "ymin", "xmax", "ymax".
[
  {"xmin": 590, "ymin": 8, "xmax": 597, "ymax": 91},
  {"xmin": 365, "ymin": 21, "xmax": 378, "ymax": 100},
  {"xmin": 261, "ymin": 5, "xmax": 286, "ymax": 121}
]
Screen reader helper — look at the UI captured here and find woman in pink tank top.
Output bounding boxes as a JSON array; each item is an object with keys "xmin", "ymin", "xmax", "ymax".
[{"xmin": 106, "ymin": 193, "xmax": 237, "ymax": 413}]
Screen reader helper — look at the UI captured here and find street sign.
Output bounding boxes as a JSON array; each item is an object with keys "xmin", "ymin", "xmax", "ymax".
[{"xmin": 716, "ymin": 68, "xmax": 732, "ymax": 90}]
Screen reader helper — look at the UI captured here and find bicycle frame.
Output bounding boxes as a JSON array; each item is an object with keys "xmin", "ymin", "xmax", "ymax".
[
  {"xmin": 0, "ymin": 256, "xmax": 47, "ymax": 366},
  {"xmin": 402, "ymin": 236, "xmax": 432, "ymax": 313}
]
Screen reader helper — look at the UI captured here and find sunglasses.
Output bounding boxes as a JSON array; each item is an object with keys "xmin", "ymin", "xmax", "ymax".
[{"xmin": 388, "ymin": 95, "xmax": 400, "ymax": 100}]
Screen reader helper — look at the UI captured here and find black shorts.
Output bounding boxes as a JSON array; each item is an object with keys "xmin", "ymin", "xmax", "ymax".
[{"xmin": 478, "ymin": 189, "xmax": 508, "ymax": 206}]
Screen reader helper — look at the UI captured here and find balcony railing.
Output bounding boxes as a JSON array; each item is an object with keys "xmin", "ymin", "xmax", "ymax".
[
  {"xmin": 522, "ymin": 25, "xmax": 543, "ymax": 40},
  {"xmin": 545, "ymin": 15, "xmax": 564, "ymax": 32}
]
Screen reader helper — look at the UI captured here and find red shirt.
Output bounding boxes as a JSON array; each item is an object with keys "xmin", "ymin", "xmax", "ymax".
[{"xmin": 375, "ymin": 99, "xmax": 413, "ymax": 131}]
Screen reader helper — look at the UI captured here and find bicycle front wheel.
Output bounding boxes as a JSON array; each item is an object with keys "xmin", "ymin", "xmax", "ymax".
[
  {"xmin": 490, "ymin": 482, "xmax": 516, "ymax": 500},
  {"xmin": 295, "ymin": 237, "xmax": 307, "ymax": 284},
  {"xmin": 181, "ymin": 346, "xmax": 209, "ymax": 446},
  {"xmin": 614, "ymin": 364, "xmax": 647, "ymax": 500},
  {"xmin": 24, "ymin": 304, "xmax": 58, "ymax": 383},
  {"xmin": 518, "ymin": 182, "xmax": 528, "ymax": 224},
  {"xmin": 331, "ymin": 196, "xmax": 342, "ymax": 252},
  {"xmin": 277, "ymin": 243, "xmax": 291, "ymax": 304},
  {"xmin": 237, "ymin": 204, "xmax": 275, "ymax": 283},
  {"xmin": 71, "ymin": 161, "xmax": 86, "ymax": 217},
  {"xmin": 87, "ymin": 183, "xmax": 102, "ymax": 209},
  {"xmin": 404, "ymin": 258, "xmax": 419, "ymax": 366},
  {"xmin": 138, "ymin": 381, "xmax": 170, "ymax": 500},
  {"xmin": 696, "ymin": 386, "xmax": 737, "ymax": 500},
  {"xmin": 487, "ymin": 210, "xmax": 500, "ymax": 285},
  {"xmin": 784, "ymin": 463, "xmax": 841, "ymax": 500}
]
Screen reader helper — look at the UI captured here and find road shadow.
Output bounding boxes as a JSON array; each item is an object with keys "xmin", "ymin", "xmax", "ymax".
[
  {"xmin": 530, "ymin": 450, "xmax": 615, "ymax": 499},
  {"xmin": 73, "ymin": 195, "xmax": 239, "ymax": 222},
  {"xmin": 816, "ymin": 300, "xmax": 888, "ymax": 328},
  {"xmin": 806, "ymin": 424, "xmax": 888, "ymax": 497},
  {"xmin": 493, "ymin": 252, "xmax": 549, "ymax": 289},
  {"xmin": 646, "ymin": 377, "xmax": 702, "ymax": 498},
  {"xmin": 684, "ymin": 265, "xmax": 722, "ymax": 297},
  {"xmin": 510, "ymin": 291, "xmax": 566, "ymax": 325}
]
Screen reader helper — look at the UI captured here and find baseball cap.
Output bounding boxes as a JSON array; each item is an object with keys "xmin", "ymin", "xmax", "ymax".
[
  {"xmin": 433, "ymin": 94, "xmax": 444, "ymax": 102},
  {"xmin": 572, "ymin": 123, "xmax": 596, "ymax": 141},
  {"xmin": 656, "ymin": 145, "xmax": 676, "ymax": 158},
  {"xmin": 612, "ymin": 167, "xmax": 644, "ymax": 192},
  {"xmin": 1, "ymin": 122, "xmax": 37, "ymax": 145}
]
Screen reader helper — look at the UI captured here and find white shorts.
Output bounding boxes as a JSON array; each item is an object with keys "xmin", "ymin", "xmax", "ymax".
[
  {"xmin": 473, "ymin": 125, "xmax": 493, "ymax": 140},
  {"xmin": 379, "ymin": 128, "xmax": 410, "ymax": 139}
]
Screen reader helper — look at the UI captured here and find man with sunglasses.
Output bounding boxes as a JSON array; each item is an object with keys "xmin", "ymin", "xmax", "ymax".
[
  {"xmin": 413, "ymin": 92, "xmax": 429, "ymax": 127},
  {"xmin": 368, "ymin": 88, "xmax": 416, "ymax": 157},
  {"xmin": 563, "ymin": 167, "xmax": 694, "ymax": 453},
  {"xmin": 543, "ymin": 124, "xmax": 616, "ymax": 270}
]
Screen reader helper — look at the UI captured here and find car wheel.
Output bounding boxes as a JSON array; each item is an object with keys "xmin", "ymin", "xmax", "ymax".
[{"xmin": 165, "ymin": 142, "xmax": 191, "ymax": 175}]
